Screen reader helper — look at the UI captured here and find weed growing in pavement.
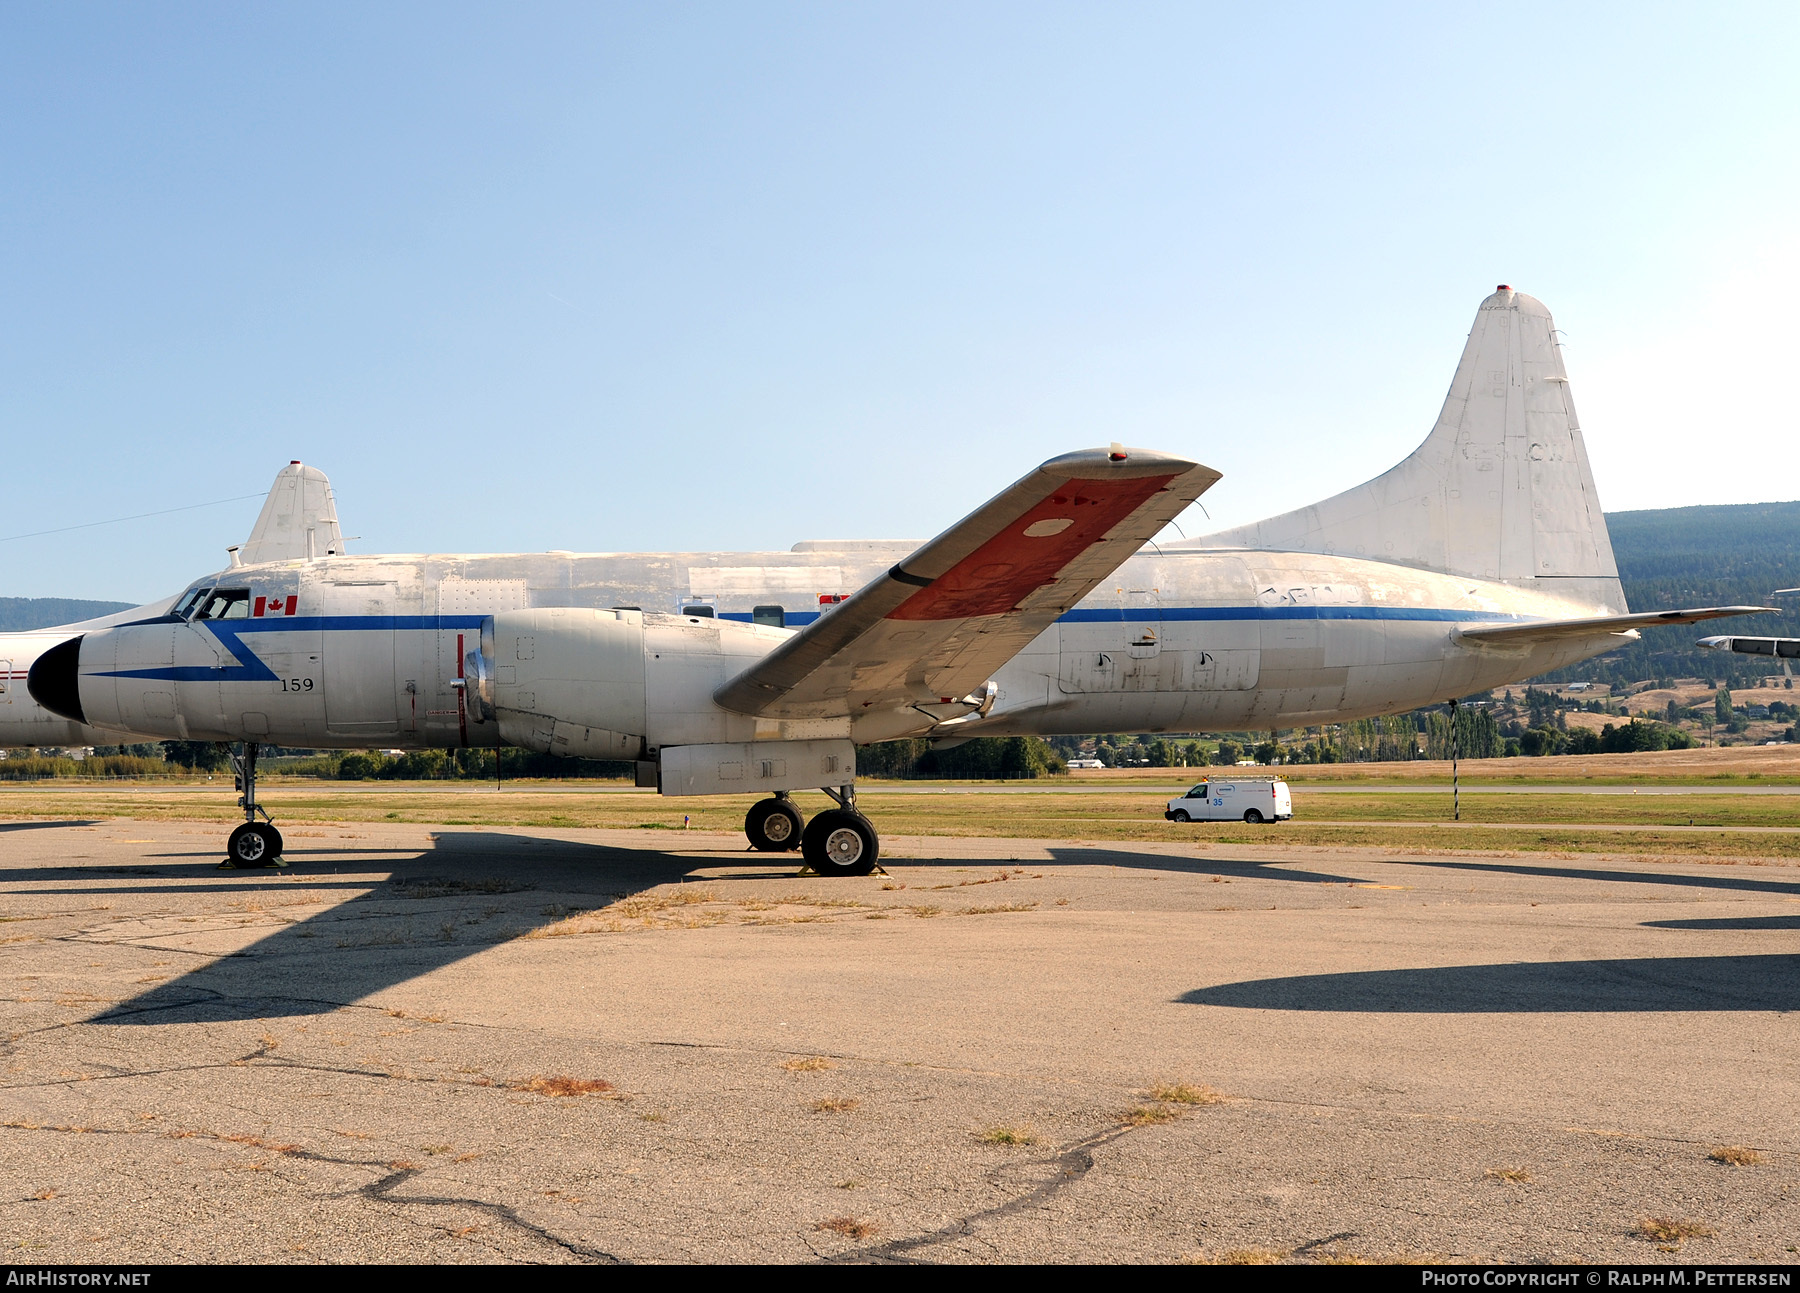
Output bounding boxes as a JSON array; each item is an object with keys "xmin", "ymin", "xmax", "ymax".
[
  {"xmin": 782, "ymin": 1056, "xmax": 836, "ymax": 1072},
  {"xmin": 1149, "ymin": 1083, "xmax": 1224, "ymax": 1105},
  {"xmin": 1484, "ymin": 1167, "xmax": 1533, "ymax": 1184},
  {"xmin": 510, "ymin": 1076, "xmax": 619, "ymax": 1098},
  {"xmin": 1709, "ymin": 1145, "xmax": 1764, "ymax": 1166},
  {"xmin": 1120, "ymin": 1105, "xmax": 1179, "ymax": 1126},
  {"xmin": 976, "ymin": 1125, "xmax": 1040, "ymax": 1146},
  {"xmin": 810, "ymin": 1097, "xmax": 861, "ymax": 1113},
  {"xmin": 1637, "ymin": 1217, "xmax": 1715, "ymax": 1243},
  {"xmin": 815, "ymin": 1217, "xmax": 879, "ymax": 1239}
]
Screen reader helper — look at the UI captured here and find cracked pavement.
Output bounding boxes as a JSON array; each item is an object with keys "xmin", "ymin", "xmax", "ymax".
[{"xmin": 1, "ymin": 815, "xmax": 1797, "ymax": 1262}]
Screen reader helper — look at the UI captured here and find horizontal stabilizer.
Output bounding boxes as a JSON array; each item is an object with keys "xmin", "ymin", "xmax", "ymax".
[
  {"xmin": 1698, "ymin": 634, "xmax": 1800, "ymax": 659},
  {"xmin": 1458, "ymin": 606, "xmax": 1773, "ymax": 647},
  {"xmin": 714, "ymin": 447, "xmax": 1220, "ymax": 721}
]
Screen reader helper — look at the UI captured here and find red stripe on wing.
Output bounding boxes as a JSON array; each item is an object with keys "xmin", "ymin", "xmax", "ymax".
[{"xmin": 887, "ymin": 473, "xmax": 1176, "ymax": 622}]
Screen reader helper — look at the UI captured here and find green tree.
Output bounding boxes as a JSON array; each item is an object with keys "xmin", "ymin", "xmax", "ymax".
[{"xmin": 162, "ymin": 741, "xmax": 230, "ymax": 772}]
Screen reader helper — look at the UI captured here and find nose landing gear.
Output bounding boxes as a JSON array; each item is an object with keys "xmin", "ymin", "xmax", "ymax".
[{"xmin": 223, "ymin": 741, "xmax": 284, "ymax": 869}]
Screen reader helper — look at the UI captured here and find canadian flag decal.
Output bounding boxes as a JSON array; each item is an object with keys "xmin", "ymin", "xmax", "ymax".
[{"xmin": 252, "ymin": 595, "xmax": 300, "ymax": 618}]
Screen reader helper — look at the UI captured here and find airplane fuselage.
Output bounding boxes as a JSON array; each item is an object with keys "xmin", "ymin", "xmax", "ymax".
[{"xmin": 36, "ymin": 544, "xmax": 1624, "ymax": 753}]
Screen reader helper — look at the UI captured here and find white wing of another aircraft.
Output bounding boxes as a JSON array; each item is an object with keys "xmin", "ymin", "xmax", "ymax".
[{"xmin": 714, "ymin": 446, "xmax": 1220, "ymax": 722}]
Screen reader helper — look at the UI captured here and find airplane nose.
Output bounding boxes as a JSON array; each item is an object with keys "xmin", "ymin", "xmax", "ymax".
[{"xmin": 27, "ymin": 635, "xmax": 86, "ymax": 723}]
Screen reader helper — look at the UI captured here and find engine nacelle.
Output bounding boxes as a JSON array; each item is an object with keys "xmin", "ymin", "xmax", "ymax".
[
  {"xmin": 467, "ymin": 608, "xmax": 842, "ymax": 765},
  {"xmin": 468, "ymin": 608, "xmax": 647, "ymax": 759}
]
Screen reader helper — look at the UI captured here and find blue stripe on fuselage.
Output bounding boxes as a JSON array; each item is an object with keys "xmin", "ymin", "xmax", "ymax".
[
  {"xmin": 95, "ymin": 605, "xmax": 1537, "ymax": 682},
  {"xmin": 719, "ymin": 606, "xmax": 1535, "ymax": 626}
]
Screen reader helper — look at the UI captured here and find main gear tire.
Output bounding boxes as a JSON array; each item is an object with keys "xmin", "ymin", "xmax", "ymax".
[
  {"xmin": 745, "ymin": 798, "xmax": 805, "ymax": 852},
  {"xmin": 801, "ymin": 809, "xmax": 879, "ymax": 877}
]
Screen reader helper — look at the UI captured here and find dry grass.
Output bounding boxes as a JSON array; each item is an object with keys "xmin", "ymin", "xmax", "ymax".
[
  {"xmin": 1149, "ymin": 1082, "xmax": 1225, "ymax": 1105},
  {"xmin": 1120, "ymin": 1104, "xmax": 1180, "ymax": 1126},
  {"xmin": 1484, "ymin": 1166, "xmax": 1533, "ymax": 1184},
  {"xmin": 510, "ymin": 1075, "xmax": 618, "ymax": 1098},
  {"xmin": 810, "ymin": 1097, "xmax": 861, "ymax": 1113},
  {"xmin": 976, "ymin": 1124, "xmax": 1040, "ymax": 1146},
  {"xmin": 1709, "ymin": 1145, "xmax": 1765, "ymax": 1166},
  {"xmin": 32, "ymin": 1189, "xmax": 58, "ymax": 1201},
  {"xmin": 782, "ymin": 1056, "xmax": 836, "ymax": 1072},
  {"xmin": 1209, "ymin": 1249, "xmax": 1285, "ymax": 1264},
  {"xmin": 1637, "ymin": 1216, "xmax": 1716, "ymax": 1242},
  {"xmin": 814, "ymin": 1216, "xmax": 879, "ymax": 1240}
]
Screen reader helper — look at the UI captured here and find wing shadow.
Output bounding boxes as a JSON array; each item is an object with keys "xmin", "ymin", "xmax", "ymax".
[
  {"xmin": 1039, "ymin": 845, "xmax": 1365, "ymax": 885},
  {"xmin": 1179, "ymin": 955, "xmax": 1800, "ymax": 1013},
  {"xmin": 1643, "ymin": 915, "xmax": 1800, "ymax": 931},
  {"xmin": 89, "ymin": 831, "xmax": 721, "ymax": 1026}
]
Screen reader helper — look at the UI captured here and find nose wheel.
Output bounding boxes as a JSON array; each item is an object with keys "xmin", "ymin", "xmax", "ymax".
[
  {"xmin": 227, "ymin": 822, "xmax": 284, "ymax": 868},
  {"xmin": 222, "ymin": 741, "xmax": 284, "ymax": 869}
]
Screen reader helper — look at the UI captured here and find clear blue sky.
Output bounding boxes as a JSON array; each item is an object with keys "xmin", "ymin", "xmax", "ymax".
[{"xmin": 3, "ymin": 3, "xmax": 1797, "ymax": 601}]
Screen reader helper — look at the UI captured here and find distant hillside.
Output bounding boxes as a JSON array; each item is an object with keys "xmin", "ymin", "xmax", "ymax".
[
  {"xmin": 0, "ymin": 597, "xmax": 136, "ymax": 632},
  {"xmin": 1545, "ymin": 500, "xmax": 1800, "ymax": 687}
]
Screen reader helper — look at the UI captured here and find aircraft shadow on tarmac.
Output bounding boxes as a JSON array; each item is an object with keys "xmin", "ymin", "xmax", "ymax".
[
  {"xmin": 1643, "ymin": 915, "xmax": 1800, "ymax": 931},
  {"xmin": 82, "ymin": 831, "xmax": 783, "ymax": 1027},
  {"xmin": 1179, "ymin": 955, "xmax": 1800, "ymax": 1013},
  {"xmin": 1040, "ymin": 845, "xmax": 1366, "ymax": 886},
  {"xmin": 79, "ymin": 837, "xmax": 1365, "ymax": 1025}
]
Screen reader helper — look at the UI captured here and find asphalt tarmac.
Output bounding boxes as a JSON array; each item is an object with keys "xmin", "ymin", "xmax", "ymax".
[{"xmin": 1, "ymin": 818, "xmax": 1796, "ymax": 1264}]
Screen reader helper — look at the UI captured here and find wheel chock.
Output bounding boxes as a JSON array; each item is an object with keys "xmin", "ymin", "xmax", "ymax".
[{"xmin": 793, "ymin": 863, "xmax": 889, "ymax": 877}]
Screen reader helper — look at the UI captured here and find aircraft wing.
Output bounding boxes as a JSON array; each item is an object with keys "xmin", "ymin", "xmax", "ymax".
[
  {"xmin": 714, "ymin": 446, "xmax": 1220, "ymax": 721},
  {"xmin": 1457, "ymin": 606, "xmax": 1773, "ymax": 647},
  {"xmin": 1697, "ymin": 634, "xmax": 1800, "ymax": 659}
]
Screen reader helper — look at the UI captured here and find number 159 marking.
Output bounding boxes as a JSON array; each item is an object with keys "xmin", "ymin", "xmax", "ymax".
[{"xmin": 281, "ymin": 678, "xmax": 314, "ymax": 692}]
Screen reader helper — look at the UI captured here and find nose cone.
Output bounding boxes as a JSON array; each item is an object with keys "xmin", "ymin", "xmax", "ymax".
[{"xmin": 27, "ymin": 635, "xmax": 86, "ymax": 723}]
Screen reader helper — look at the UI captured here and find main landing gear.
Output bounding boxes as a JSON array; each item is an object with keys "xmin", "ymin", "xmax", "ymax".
[
  {"xmin": 744, "ymin": 793, "xmax": 805, "ymax": 852},
  {"xmin": 744, "ymin": 786, "xmax": 880, "ymax": 876},
  {"xmin": 802, "ymin": 785, "xmax": 879, "ymax": 878},
  {"xmin": 224, "ymin": 741, "xmax": 284, "ymax": 869}
]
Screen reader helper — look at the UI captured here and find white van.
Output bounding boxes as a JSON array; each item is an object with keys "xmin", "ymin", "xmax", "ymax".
[{"xmin": 1165, "ymin": 778, "xmax": 1292, "ymax": 824}]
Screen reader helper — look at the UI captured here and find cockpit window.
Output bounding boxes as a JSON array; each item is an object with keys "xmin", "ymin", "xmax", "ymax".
[
  {"xmin": 194, "ymin": 589, "xmax": 252, "ymax": 620},
  {"xmin": 172, "ymin": 588, "xmax": 212, "ymax": 620}
]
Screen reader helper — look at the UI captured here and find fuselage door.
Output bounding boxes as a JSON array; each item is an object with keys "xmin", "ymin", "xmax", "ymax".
[{"xmin": 318, "ymin": 580, "xmax": 399, "ymax": 735}]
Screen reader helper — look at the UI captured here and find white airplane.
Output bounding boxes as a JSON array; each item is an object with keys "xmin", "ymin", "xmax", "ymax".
[{"xmin": 16, "ymin": 287, "xmax": 1769, "ymax": 872}]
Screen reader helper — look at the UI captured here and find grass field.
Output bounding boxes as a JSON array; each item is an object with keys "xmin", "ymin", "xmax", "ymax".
[{"xmin": 5, "ymin": 775, "xmax": 1799, "ymax": 862}]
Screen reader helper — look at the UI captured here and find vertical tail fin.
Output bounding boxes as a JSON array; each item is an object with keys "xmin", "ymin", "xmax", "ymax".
[
  {"xmin": 235, "ymin": 461, "xmax": 346, "ymax": 565},
  {"xmin": 1201, "ymin": 287, "xmax": 1624, "ymax": 611}
]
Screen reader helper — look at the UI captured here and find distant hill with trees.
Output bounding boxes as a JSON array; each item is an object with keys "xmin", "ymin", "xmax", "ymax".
[
  {"xmin": 0, "ymin": 597, "xmax": 135, "ymax": 632},
  {"xmin": 1546, "ymin": 500, "xmax": 1800, "ymax": 688}
]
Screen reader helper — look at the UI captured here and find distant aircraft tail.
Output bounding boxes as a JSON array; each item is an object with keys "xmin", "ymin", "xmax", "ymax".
[
  {"xmin": 234, "ymin": 461, "xmax": 346, "ymax": 565},
  {"xmin": 1199, "ymin": 286, "xmax": 1626, "ymax": 613}
]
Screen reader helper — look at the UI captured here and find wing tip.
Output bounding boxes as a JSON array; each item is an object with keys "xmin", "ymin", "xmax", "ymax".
[{"xmin": 1039, "ymin": 447, "xmax": 1209, "ymax": 482}]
